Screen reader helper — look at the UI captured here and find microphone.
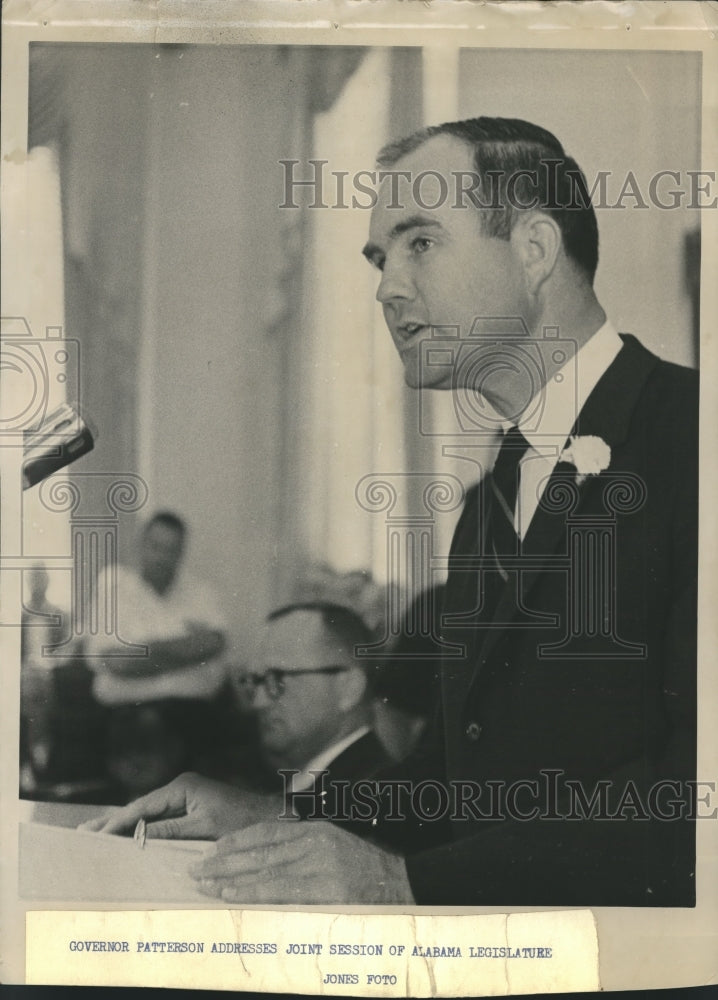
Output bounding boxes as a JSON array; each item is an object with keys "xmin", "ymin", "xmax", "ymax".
[{"xmin": 22, "ymin": 402, "xmax": 97, "ymax": 490}]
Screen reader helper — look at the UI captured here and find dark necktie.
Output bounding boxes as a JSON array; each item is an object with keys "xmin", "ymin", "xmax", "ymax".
[{"xmin": 490, "ymin": 426, "xmax": 531, "ymax": 557}]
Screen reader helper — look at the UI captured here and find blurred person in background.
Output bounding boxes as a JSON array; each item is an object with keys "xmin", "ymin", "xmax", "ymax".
[
  {"xmin": 20, "ymin": 562, "xmax": 72, "ymax": 791},
  {"xmin": 295, "ymin": 561, "xmax": 390, "ymax": 636},
  {"xmin": 84, "ymin": 511, "xmax": 232, "ymax": 799}
]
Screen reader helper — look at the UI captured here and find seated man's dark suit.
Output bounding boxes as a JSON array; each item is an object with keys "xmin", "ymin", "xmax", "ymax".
[
  {"xmin": 289, "ymin": 730, "xmax": 392, "ymax": 821},
  {"xmin": 236, "ymin": 729, "xmax": 391, "ymax": 820},
  {"xmin": 374, "ymin": 334, "xmax": 698, "ymax": 906}
]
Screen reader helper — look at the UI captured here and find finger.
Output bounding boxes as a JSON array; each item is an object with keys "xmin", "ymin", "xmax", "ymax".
[
  {"xmin": 218, "ymin": 874, "xmax": 322, "ymax": 905},
  {"xmin": 196, "ymin": 831, "xmax": 312, "ymax": 880},
  {"xmin": 196, "ymin": 842, "xmax": 311, "ymax": 878},
  {"xmin": 221, "ymin": 882, "xmax": 273, "ymax": 903},
  {"xmin": 78, "ymin": 815, "xmax": 114, "ymax": 832},
  {"xmin": 80, "ymin": 804, "xmax": 148, "ymax": 836},
  {"xmin": 213, "ymin": 819, "xmax": 314, "ymax": 857},
  {"xmin": 88, "ymin": 778, "xmax": 191, "ymax": 835},
  {"xmin": 195, "ymin": 876, "xmax": 226, "ymax": 898},
  {"xmin": 145, "ymin": 814, "xmax": 209, "ymax": 840},
  {"xmin": 197, "ymin": 878, "xmax": 242, "ymax": 903},
  {"xmin": 194, "ymin": 876, "xmax": 277, "ymax": 903},
  {"xmin": 220, "ymin": 882, "xmax": 257, "ymax": 903},
  {"xmin": 195, "ymin": 870, "xmax": 293, "ymax": 903},
  {"xmin": 200, "ymin": 829, "xmax": 311, "ymax": 878}
]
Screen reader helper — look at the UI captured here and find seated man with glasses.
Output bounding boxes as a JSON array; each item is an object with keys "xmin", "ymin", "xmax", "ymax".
[
  {"xmin": 236, "ymin": 602, "xmax": 389, "ymax": 808},
  {"xmin": 81, "ymin": 602, "xmax": 389, "ymax": 840}
]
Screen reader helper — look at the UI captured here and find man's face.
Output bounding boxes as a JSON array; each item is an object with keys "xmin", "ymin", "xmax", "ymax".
[
  {"xmin": 140, "ymin": 521, "xmax": 184, "ymax": 594},
  {"xmin": 253, "ymin": 611, "xmax": 358, "ymax": 767},
  {"xmin": 364, "ymin": 135, "xmax": 530, "ymax": 390}
]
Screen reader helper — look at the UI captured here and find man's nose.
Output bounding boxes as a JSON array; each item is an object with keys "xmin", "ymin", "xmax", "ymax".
[
  {"xmin": 376, "ymin": 255, "xmax": 414, "ymax": 305},
  {"xmin": 251, "ymin": 682, "xmax": 274, "ymax": 710}
]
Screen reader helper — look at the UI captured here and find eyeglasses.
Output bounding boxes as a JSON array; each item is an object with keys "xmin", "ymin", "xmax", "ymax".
[{"xmin": 237, "ymin": 666, "xmax": 348, "ymax": 702}]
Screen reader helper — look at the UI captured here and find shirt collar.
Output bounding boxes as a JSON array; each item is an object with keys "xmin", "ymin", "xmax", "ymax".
[
  {"xmin": 290, "ymin": 725, "xmax": 371, "ymax": 793},
  {"xmin": 516, "ymin": 320, "xmax": 623, "ymax": 452}
]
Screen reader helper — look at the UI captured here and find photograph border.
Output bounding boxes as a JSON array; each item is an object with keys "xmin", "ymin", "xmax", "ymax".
[{"xmin": 2, "ymin": 1, "xmax": 717, "ymax": 993}]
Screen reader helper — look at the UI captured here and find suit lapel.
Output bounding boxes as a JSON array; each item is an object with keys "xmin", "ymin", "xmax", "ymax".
[
  {"xmin": 471, "ymin": 334, "xmax": 660, "ymax": 676},
  {"xmin": 323, "ymin": 732, "xmax": 388, "ymax": 783}
]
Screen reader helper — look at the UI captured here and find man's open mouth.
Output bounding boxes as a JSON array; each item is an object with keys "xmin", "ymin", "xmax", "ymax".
[{"xmin": 396, "ymin": 322, "xmax": 428, "ymax": 347}]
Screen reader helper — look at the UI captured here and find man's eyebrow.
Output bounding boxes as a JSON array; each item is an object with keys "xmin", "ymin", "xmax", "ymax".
[{"xmin": 362, "ymin": 215, "xmax": 443, "ymax": 262}]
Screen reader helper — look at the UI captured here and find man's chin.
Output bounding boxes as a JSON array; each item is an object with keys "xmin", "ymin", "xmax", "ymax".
[
  {"xmin": 259, "ymin": 725, "xmax": 288, "ymax": 753},
  {"xmin": 403, "ymin": 366, "xmax": 454, "ymax": 391},
  {"xmin": 260, "ymin": 744, "xmax": 289, "ymax": 771}
]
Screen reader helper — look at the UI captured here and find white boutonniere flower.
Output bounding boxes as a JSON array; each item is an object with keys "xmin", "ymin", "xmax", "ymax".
[{"xmin": 559, "ymin": 435, "xmax": 611, "ymax": 486}]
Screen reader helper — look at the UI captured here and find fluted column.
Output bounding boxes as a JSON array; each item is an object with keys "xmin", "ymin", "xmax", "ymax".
[
  {"xmin": 39, "ymin": 472, "xmax": 148, "ymax": 656},
  {"xmin": 355, "ymin": 472, "xmax": 466, "ymax": 660},
  {"xmin": 538, "ymin": 473, "xmax": 648, "ymax": 659}
]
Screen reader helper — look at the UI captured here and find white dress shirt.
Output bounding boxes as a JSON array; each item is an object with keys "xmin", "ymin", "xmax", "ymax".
[
  {"xmin": 512, "ymin": 321, "xmax": 623, "ymax": 539},
  {"xmin": 86, "ymin": 565, "xmax": 229, "ymax": 705}
]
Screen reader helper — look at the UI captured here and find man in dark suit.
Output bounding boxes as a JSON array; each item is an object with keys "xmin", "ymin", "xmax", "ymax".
[
  {"xmin": 387, "ymin": 327, "xmax": 697, "ymax": 906},
  {"xmin": 370, "ymin": 120, "xmax": 696, "ymax": 907},
  {"xmin": 235, "ymin": 602, "xmax": 389, "ymax": 812},
  {"xmin": 187, "ymin": 117, "xmax": 695, "ymax": 905},
  {"xmin": 89, "ymin": 118, "xmax": 697, "ymax": 907}
]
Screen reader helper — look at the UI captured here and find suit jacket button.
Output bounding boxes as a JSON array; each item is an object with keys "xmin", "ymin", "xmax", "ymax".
[{"xmin": 465, "ymin": 721, "xmax": 482, "ymax": 742}]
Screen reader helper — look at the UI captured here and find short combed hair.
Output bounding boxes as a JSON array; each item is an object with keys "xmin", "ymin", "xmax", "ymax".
[
  {"xmin": 267, "ymin": 601, "xmax": 375, "ymax": 658},
  {"xmin": 146, "ymin": 510, "xmax": 187, "ymax": 538},
  {"xmin": 377, "ymin": 116, "xmax": 599, "ymax": 282}
]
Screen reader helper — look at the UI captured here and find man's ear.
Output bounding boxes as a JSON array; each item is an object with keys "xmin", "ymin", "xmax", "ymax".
[
  {"xmin": 337, "ymin": 665, "xmax": 368, "ymax": 712},
  {"xmin": 512, "ymin": 212, "xmax": 562, "ymax": 297}
]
